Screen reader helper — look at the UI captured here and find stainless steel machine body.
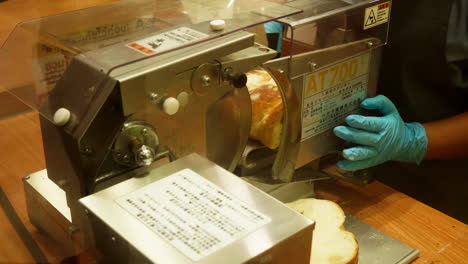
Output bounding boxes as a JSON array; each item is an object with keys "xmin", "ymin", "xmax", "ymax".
[
  {"xmin": 80, "ymin": 153, "xmax": 313, "ymax": 264},
  {"xmin": 3, "ymin": 0, "xmax": 314, "ymax": 262},
  {"xmin": 2, "ymin": 0, "xmax": 418, "ymax": 263},
  {"xmin": 35, "ymin": 29, "xmax": 279, "ymax": 250},
  {"xmin": 238, "ymin": 0, "xmax": 390, "ymax": 185}
]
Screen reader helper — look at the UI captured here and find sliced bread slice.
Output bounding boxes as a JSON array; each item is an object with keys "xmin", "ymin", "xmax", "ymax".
[{"xmin": 287, "ymin": 198, "xmax": 358, "ymax": 264}]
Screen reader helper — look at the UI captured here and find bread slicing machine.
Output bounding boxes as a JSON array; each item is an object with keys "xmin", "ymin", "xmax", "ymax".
[{"xmin": 0, "ymin": 0, "xmax": 418, "ymax": 263}]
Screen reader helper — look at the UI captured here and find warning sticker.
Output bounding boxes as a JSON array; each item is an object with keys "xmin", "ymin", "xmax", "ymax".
[
  {"xmin": 301, "ymin": 53, "xmax": 371, "ymax": 141},
  {"xmin": 116, "ymin": 169, "xmax": 271, "ymax": 261},
  {"xmin": 363, "ymin": 1, "xmax": 391, "ymax": 30},
  {"xmin": 127, "ymin": 27, "xmax": 209, "ymax": 55}
]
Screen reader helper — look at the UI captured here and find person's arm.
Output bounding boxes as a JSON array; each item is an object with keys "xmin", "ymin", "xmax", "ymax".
[{"xmin": 423, "ymin": 112, "xmax": 468, "ymax": 160}]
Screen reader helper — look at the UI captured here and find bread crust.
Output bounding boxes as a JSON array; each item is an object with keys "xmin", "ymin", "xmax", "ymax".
[
  {"xmin": 343, "ymin": 230, "xmax": 359, "ymax": 264},
  {"xmin": 287, "ymin": 198, "xmax": 359, "ymax": 264},
  {"xmin": 246, "ymin": 70, "xmax": 283, "ymax": 149}
]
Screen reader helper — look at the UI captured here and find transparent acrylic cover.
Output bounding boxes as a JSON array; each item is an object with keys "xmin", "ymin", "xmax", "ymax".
[
  {"xmin": 0, "ymin": 0, "xmax": 301, "ymax": 122},
  {"xmin": 279, "ymin": 0, "xmax": 384, "ymax": 26},
  {"xmin": 278, "ymin": 0, "xmax": 390, "ymax": 56}
]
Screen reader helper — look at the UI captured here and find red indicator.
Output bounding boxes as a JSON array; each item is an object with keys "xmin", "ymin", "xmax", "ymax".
[{"xmin": 378, "ymin": 2, "xmax": 390, "ymax": 10}]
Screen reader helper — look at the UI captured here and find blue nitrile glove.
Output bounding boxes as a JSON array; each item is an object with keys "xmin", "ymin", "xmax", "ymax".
[
  {"xmin": 333, "ymin": 95, "xmax": 428, "ymax": 171},
  {"xmin": 264, "ymin": 21, "xmax": 284, "ymax": 54}
]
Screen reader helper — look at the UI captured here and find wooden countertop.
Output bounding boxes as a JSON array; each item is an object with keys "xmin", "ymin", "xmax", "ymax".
[
  {"xmin": 0, "ymin": 112, "xmax": 466, "ymax": 263},
  {"xmin": 316, "ymin": 180, "xmax": 468, "ymax": 264}
]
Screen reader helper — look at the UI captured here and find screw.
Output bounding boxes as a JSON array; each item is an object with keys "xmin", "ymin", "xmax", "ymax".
[
  {"xmin": 141, "ymin": 128, "xmax": 148, "ymax": 135},
  {"xmin": 367, "ymin": 41, "xmax": 374, "ymax": 48},
  {"xmin": 84, "ymin": 209, "xmax": 89, "ymax": 214},
  {"xmin": 309, "ymin": 62, "xmax": 318, "ymax": 71},
  {"xmin": 122, "ymin": 154, "xmax": 131, "ymax": 163},
  {"xmin": 111, "ymin": 236, "xmax": 116, "ymax": 242},
  {"xmin": 83, "ymin": 146, "xmax": 93, "ymax": 156},
  {"xmin": 148, "ymin": 92, "xmax": 158, "ymax": 101},
  {"xmin": 201, "ymin": 75, "xmax": 211, "ymax": 87}
]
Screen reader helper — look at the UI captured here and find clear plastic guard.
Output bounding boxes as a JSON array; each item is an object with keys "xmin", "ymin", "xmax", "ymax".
[
  {"xmin": 0, "ymin": 0, "xmax": 301, "ymax": 122},
  {"xmin": 279, "ymin": 0, "xmax": 382, "ymax": 26},
  {"xmin": 279, "ymin": 0, "xmax": 390, "ymax": 55}
]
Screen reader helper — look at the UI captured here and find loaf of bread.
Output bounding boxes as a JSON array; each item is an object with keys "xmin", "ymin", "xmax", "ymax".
[
  {"xmin": 246, "ymin": 69, "xmax": 284, "ymax": 150},
  {"xmin": 287, "ymin": 198, "xmax": 359, "ymax": 264}
]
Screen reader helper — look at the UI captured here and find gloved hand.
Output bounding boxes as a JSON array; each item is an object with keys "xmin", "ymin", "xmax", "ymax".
[{"xmin": 333, "ymin": 95, "xmax": 428, "ymax": 171}]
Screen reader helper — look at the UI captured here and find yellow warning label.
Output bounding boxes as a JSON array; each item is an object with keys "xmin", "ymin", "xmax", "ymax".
[{"xmin": 364, "ymin": 1, "xmax": 391, "ymax": 30}]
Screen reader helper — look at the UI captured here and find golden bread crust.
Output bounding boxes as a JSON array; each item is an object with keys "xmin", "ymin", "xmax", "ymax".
[{"xmin": 246, "ymin": 70, "xmax": 283, "ymax": 149}]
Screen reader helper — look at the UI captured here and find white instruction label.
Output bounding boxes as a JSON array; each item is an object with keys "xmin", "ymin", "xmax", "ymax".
[
  {"xmin": 301, "ymin": 53, "xmax": 371, "ymax": 141},
  {"xmin": 364, "ymin": 1, "xmax": 391, "ymax": 30},
  {"xmin": 127, "ymin": 27, "xmax": 209, "ymax": 55},
  {"xmin": 116, "ymin": 169, "xmax": 271, "ymax": 261}
]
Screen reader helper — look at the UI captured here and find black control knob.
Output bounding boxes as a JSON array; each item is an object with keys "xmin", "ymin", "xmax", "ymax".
[
  {"xmin": 231, "ymin": 73, "xmax": 247, "ymax": 88},
  {"xmin": 223, "ymin": 68, "xmax": 247, "ymax": 88}
]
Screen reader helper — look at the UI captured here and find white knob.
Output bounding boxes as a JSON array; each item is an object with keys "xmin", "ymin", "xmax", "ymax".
[
  {"xmin": 53, "ymin": 108, "xmax": 71, "ymax": 126},
  {"xmin": 210, "ymin": 20, "xmax": 226, "ymax": 31},
  {"xmin": 162, "ymin": 97, "xmax": 180, "ymax": 115}
]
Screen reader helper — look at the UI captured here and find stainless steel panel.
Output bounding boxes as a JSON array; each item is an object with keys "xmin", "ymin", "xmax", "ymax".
[
  {"xmin": 39, "ymin": 115, "xmax": 95, "ymax": 248},
  {"xmin": 115, "ymin": 31, "xmax": 255, "ymax": 115},
  {"xmin": 291, "ymin": 39, "xmax": 381, "ymax": 169},
  {"xmin": 113, "ymin": 32, "xmax": 259, "ymax": 173},
  {"xmin": 24, "ymin": 170, "xmax": 72, "ymax": 221},
  {"xmin": 344, "ymin": 215, "xmax": 419, "ymax": 264},
  {"xmin": 23, "ymin": 170, "xmax": 81, "ymax": 255},
  {"xmin": 243, "ymin": 179, "xmax": 317, "ymax": 203},
  {"xmin": 257, "ymin": 39, "xmax": 381, "ymax": 182},
  {"xmin": 205, "ymin": 87, "xmax": 252, "ymax": 171},
  {"xmin": 80, "ymin": 153, "xmax": 314, "ymax": 264},
  {"xmin": 217, "ymin": 43, "xmax": 277, "ymax": 75}
]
